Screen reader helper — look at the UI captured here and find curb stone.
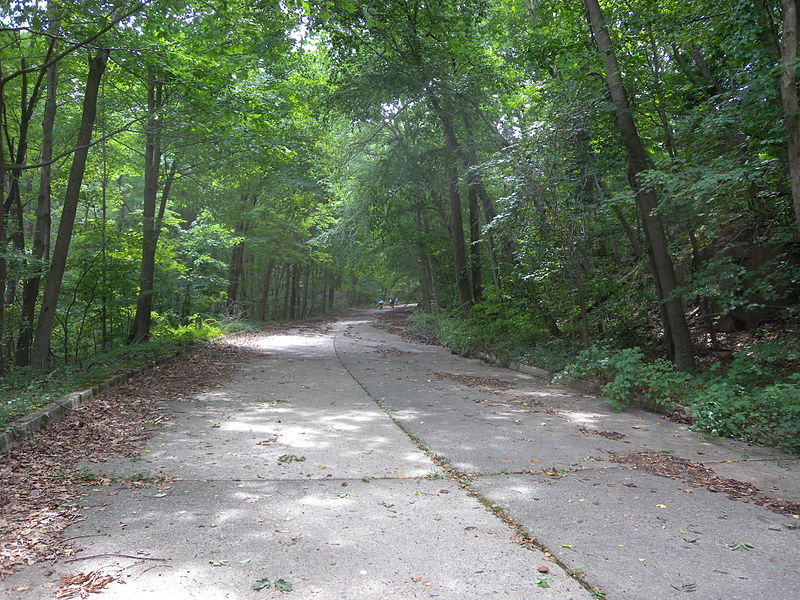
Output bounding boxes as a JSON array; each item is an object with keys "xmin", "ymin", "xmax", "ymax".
[{"xmin": 0, "ymin": 348, "xmax": 189, "ymax": 455}]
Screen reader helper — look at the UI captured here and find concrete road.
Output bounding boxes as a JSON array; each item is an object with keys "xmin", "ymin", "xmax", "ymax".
[{"xmin": 3, "ymin": 308, "xmax": 798, "ymax": 599}]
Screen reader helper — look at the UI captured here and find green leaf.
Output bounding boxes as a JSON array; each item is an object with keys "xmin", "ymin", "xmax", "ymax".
[
  {"xmin": 729, "ymin": 540, "xmax": 755, "ymax": 551},
  {"xmin": 275, "ymin": 579, "xmax": 293, "ymax": 592},
  {"xmin": 252, "ymin": 578, "xmax": 271, "ymax": 591},
  {"xmin": 209, "ymin": 560, "xmax": 229, "ymax": 567},
  {"xmin": 278, "ymin": 454, "xmax": 306, "ymax": 463},
  {"xmin": 535, "ymin": 575, "xmax": 550, "ymax": 588}
]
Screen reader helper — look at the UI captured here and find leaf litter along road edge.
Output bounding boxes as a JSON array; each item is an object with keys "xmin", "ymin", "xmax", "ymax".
[
  {"xmin": 610, "ymin": 451, "xmax": 800, "ymax": 517},
  {"xmin": 0, "ymin": 336, "xmax": 269, "ymax": 576}
]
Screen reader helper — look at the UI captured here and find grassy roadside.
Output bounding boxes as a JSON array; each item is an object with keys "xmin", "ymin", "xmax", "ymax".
[
  {"xmin": 405, "ymin": 308, "xmax": 800, "ymax": 455},
  {"xmin": 0, "ymin": 320, "xmax": 261, "ymax": 430}
]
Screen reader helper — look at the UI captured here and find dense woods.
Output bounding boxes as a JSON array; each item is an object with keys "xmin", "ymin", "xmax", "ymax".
[{"xmin": 1, "ymin": 1, "xmax": 799, "ymax": 448}]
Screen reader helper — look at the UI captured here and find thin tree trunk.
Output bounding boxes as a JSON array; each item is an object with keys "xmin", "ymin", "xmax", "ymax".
[
  {"xmin": 427, "ymin": 254, "xmax": 441, "ymax": 309},
  {"xmin": 301, "ymin": 264, "xmax": 310, "ymax": 318},
  {"xmin": 226, "ymin": 206, "xmax": 248, "ymax": 315},
  {"xmin": 258, "ymin": 258, "xmax": 275, "ymax": 321},
  {"xmin": 468, "ymin": 182, "xmax": 482, "ymax": 300},
  {"xmin": 130, "ymin": 81, "xmax": 163, "ymax": 343},
  {"xmin": 288, "ymin": 264, "xmax": 297, "ymax": 320},
  {"xmin": 12, "ymin": 33, "xmax": 57, "ymax": 365},
  {"xmin": 584, "ymin": 0, "xmax": 695, "ymax": 369},
  {"xmin": 274, "ymin": 263, "xmax": 286, "ymax": 319},
  {"xmin": 31, "ymin": 49, "xmax": 108, "ymax": 368}
]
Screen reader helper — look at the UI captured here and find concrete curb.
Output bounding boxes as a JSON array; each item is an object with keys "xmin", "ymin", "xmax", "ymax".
[{"xmin": 0, "ymin": 347, "xmax": 189, "ymax": 455}]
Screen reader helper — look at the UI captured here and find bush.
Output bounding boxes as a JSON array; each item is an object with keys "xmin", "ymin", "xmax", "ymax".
[
  {"xmin": 559, "ymin": 345, "xmax": 692, "ymax": 410},
  {"xmin": 559, "ymin": 341, "xmax": 800, "ymax": 453},
  {"xmin": 406, "ymin": 303, "xmax": 549, "ymax": 363},
  {"xmin": 690, "ymin": 380, "xmax": 800, "ymax": 453}
]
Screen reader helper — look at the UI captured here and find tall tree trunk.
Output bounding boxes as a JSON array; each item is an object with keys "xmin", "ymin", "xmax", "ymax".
[
  {"xmin": 461, "ymin": 113, "xmax": 501, "ymax": 287},
  {"xmin": 780, "ymin": 0, "xmax": 800, "ymax": 234},
  {"xmin": 468, "ymin": 182, "xmax": 482, "ymax": 300},
  {"xmin": 429, "ymin": 95, "xmax": 472, "ymax": 306},
  {"xmin": 0, "ymin": 38, "xmax": 52, "ymax": 366},
  {"xmin": 300, "ymin": 264, "xmax": 310, "ymax": 318},
  {"xmin": 258, "ymin": 258, "xmax": 275, "ymax": 321},
  {"xmin": 279, "ymin": 264, "xmax": 289, "ymax": 319},
  {"xmin": 31, "ymin": 49, "xmax": 108, "ymax": 368},
  {"xmin": 583, "ymin": 0, "xmax": 695, "ymax": 370},
  {"xmin": 17, "ymin": 41, "xmax": 57, "ymax": 364},
  {"xmin": 130, "ymin": 81, "xmax": 163, "ymax": 343},
  {"xmin": 226, "ymin": 206, "xmax": 248, "ymax": 315},
  {"xmin": 6, "ymin": 36, "xmax": 54, "ymax": 365},
  {"xmin": 288, "ymin": 264, "xmax": 297, "ymax": 320},
  {"xmin": 225, "ymin": 194, "xmax": 256, "ymax": 316},
  {"xmin": 274, "ymin": 263, "xmax": 286, "ymax": 319}
]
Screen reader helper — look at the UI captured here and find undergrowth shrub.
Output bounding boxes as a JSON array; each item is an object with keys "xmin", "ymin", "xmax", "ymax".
[
  {"xmin": 406, "ymin": 307, "xmax": 799, "ymax": 453},
  {"xmin": 151, "ymin": 314, "xmax": 222, "ymax": 342},
  {"xmin": 407, "ymin": 303, "xmax": 548, "ymax": 363},
  {"xmin": 559, "ymin": 340, "xmax": 800, "ymax": 453},
  {"xmin": 558, "ymin": 346, "xmax": 692, "ymax": 410}
]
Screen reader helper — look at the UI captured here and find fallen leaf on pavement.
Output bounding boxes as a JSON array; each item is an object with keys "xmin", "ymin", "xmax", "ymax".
[
  {"xmin": 252, "ymin": 579, "xmax": 271, "ymax": 591},
  {"xmin": 55, "ymin": 571, "xmax": 119, "ymax": 598}
]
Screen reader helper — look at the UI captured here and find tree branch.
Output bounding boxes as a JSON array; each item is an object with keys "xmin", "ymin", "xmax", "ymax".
[
  {"xmin": 2, "ymin": 117, "xmax": 144, "ymax": 171},
  {"xmin": 0, "ymin": 2, "xmax": 146, "ymax": 89}
]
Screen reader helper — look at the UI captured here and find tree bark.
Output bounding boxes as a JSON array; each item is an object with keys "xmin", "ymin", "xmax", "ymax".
[
  {"xmin": 461, "ymin": 112, "xmax": 501, "ymax": 287},
  {"xmin": 31, "ymin": 49, "xmax": 108, "ymax": 368},
  {"xmin": 467, "ymin": 181, "xmax": 483, "ymax": 300},
  {"xmin": 428, "ymin": 95, "xmax": 472, "ymax": 306},
  {"xmin": 288, "ymin": 263, "xmax": 298, "ymax": 319},
  {"xmin": 584, "ymin": 0, "xmax": 695, "ymax": 370},
  {"xmin": 16, "ymin": 32, "xmax": 58, "ymax": 365},
  {"xmin": 130, "ymin": 81, "xmax": 163, "ymax": 343},
  {"xmin": 258, "ymin": 258, "xmax": 275, "ymax": 321},
  {"xmin": 780, "ymin": 0, "xmax": 800, "ymax": 234}
]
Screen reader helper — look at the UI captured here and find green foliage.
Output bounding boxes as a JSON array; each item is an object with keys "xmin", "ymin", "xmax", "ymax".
[
  {"xmin": 407, "ymin": 304, "xmax": 582, "ymax": 373},
  {"xmin": 689, "ymin": 340, "xmax": 800, "ymax": 453},
  {"xmin": 407, "ymin": 301, "xmax": 550, "ymax": 362},
  {"xmin": 151, "ymin": 316, "xmax": 222, "ymax": 343},
  {"xmin": 559, "ymin": 340, "xmax": 800, "ymax": 453},
  {"xmin": 559, "ymin": 346, "xmax": 692, "ymax": 410}
]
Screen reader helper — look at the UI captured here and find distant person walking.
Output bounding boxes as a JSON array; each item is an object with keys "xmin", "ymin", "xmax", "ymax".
[{"xmin": 376, "ymin": 298, "xmax": 384, "ymax": 309}]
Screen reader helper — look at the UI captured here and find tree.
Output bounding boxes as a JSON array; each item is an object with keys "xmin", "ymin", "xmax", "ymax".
[
  {"xmin": 31, "ymin": 48, "xmax": 109, "ymax": 368},
  {"xmin": 582, "ymin": 0, "xmax": 695, "ymax": 370}
]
